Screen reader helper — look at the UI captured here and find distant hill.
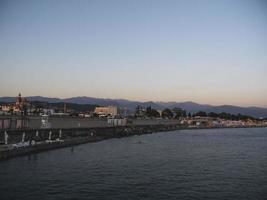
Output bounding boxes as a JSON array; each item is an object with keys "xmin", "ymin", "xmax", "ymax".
[
  {"xmin": 204, "ymin": 105, "xmax": 267, "ymax": 118},
  {"xmin": 28, "ymin": 96, "xmax": 62, "ymax": 103},
  {"xmin": 0, "ymin": 97, "xmax": 18, "ymax": 103},
  {"xmin": 158, "ymin": 102, "xmax": 267, "ymax": 118},
  {"xmin": 0, "ymin": 96, "xmax": 267, "ymax": 118},
  {"xmin": 0, "ymin": 96, "xmax": 62, "ymax": 103},
  {"xmin": 34, "ymin": 102, "xmax": 98, "ymax": 112},
  {"xmin": 157, "ymin": 101, "xmax": 213, "ymax": 113},
  {"xmin": 64, "ymin": 96, "xmax": 119, "ymax": 106}
]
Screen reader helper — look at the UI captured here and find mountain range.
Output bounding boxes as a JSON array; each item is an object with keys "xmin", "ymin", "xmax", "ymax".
[{"xmin": 1, "ymin": 96, "xmax": 267, "ymax": 118}]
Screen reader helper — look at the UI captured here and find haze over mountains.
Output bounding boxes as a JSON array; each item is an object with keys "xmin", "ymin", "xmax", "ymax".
[{"xmin": 1, "ymin": 96, "xmax": 267, "ymax": 118}]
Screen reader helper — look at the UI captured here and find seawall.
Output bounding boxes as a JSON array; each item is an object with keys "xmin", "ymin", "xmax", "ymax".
[{"xmin": 0, "ymin": 124, "xmax": 184, "ymax": 160}]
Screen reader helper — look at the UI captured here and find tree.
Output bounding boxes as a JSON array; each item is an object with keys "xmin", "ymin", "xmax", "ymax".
[
  {"xmin": 218, "ymin": 112, "xmax": 231, "ymax": 119},
  {"xmin": 216, "ymin": 112, "xmax": 254, "ymax": 120},
  {"xmin": 208, "ymin": 112, "xmax": 218, "ymax": 118},
  {"xmin": 195, "ymin": 111, "xmax": 207, "ymax": 117},
  {"xmin": 173, "ymin": 107, "xmax": 186, "ymax": 119},
  {"xmin": 146, "ymin": 106, "xmax": 160, "ymax": 118},
  {"xmin": 162, "ymin": 108, "xmax": 173, "ymax": 119},
  {"xmin": 188, "ymin": 112, "xmax": 191, "ymax": 118}
]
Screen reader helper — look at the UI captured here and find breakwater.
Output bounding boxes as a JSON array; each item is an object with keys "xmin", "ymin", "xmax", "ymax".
[
  {"xmin": 0, "ymin": 124, "xmax": 184, "ymax": 160},
  {"xmin": 10, "ymin": 116, "xmax": 180, "ymax": 129}
]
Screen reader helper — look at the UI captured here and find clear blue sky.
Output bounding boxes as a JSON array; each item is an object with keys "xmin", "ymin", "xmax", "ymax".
[{"xmin": 0, "ymin": 0, "xmax": 267, "ymax": 107}]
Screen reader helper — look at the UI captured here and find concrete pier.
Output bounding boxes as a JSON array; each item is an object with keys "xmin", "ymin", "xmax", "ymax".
[{"xmin": 0, "ymin": 124, "xmax": 184, "ymax": 160}]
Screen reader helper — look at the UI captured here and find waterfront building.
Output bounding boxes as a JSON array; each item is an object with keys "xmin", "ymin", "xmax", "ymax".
[
  {"xmin": 94, "ymin": 106, "xmax": 118, "ymax": 117},
  {"xmin": 0, "ymin": 93, "xmax": 31, "ymax": 115},
  {"xmin": 1, "ymin": 105, "xmax": 12, "ymax": 112}
]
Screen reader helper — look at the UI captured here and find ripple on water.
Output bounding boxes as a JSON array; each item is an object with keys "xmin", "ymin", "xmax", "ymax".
[{"xmin": 0, "ymin": 128, "xmax": 267, "ymax": 200}]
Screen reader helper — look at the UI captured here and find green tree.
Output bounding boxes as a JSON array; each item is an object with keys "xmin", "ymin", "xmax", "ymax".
[
  {"xmin": 195, "ymin": 111, "xmax": 207, "ymax": 117},
  {"xmin": 146, "ymin": 106, "xmax": 160, "ymax": 118},
  {"xmin": 173, "ymin": 107, "xmax": 186, "ymax": 119},
  {"xmin": 208, "ymin": 112, "xmax": 218, "ymax": 118},
  {"xmin": 162, "ymin": 108, "xmax": 173, "ymax": 119}
]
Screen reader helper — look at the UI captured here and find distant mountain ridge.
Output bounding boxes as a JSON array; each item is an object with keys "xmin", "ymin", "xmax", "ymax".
[{"xmin": 1, "ymin": 96, "xmax": 267, "ymax": 118}]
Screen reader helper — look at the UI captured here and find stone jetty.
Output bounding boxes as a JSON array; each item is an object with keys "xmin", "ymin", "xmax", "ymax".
[{"xmin": 0, "ymin": 124, "xmax": 184, "ymax": 160}]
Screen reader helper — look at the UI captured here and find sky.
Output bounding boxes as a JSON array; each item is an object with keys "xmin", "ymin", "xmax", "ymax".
[{"xmin": 0, "ymin": 0, "xmax": 267, "ymax": 107}]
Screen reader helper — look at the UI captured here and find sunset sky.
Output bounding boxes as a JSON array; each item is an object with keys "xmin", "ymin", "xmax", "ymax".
[{"xmin": 0, "ymin": 0, "xmax": 267, "ymax": 107}]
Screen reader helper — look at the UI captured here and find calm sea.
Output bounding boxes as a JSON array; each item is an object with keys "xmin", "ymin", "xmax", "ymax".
[{"xmin": 0, "ymin": 128, "xmax": 267, "ymax": 200}]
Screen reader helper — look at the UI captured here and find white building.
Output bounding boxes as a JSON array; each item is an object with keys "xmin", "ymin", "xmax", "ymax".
[
  {"xmin": 107, "ymin": 118, "xmax": 127, "ymax": 126},
  {"xmin": 94, "ymin": 106, "xmax": 118, "ymax": 117}
]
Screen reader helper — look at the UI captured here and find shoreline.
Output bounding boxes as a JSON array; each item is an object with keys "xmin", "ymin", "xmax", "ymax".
[{"xmin": 0, "ymin": 125, "xmax": 266, "ymax": 161}]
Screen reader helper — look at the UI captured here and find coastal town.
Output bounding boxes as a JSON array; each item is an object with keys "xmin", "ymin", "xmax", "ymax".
[
  {"xmin": 0, "ymin": 93, "xmax": 266, "ymax": 160},
  {"xmin": 1, "ymin": 93, "xmax": 267, "ymax": 131},
  {"xmin": 1, "ymin": 1, "xmax": 266, "ymax": 199}
]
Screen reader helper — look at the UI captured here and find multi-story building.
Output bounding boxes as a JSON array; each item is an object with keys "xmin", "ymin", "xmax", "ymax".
[{"xmin": 94, "ymin": 106, "xmax": 118, "ymax": 117}]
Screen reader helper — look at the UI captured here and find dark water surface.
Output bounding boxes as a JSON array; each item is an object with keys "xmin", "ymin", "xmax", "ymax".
[{"xmin": 1, "ymin": 128, "xmax": 267, "ymax": 200}]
